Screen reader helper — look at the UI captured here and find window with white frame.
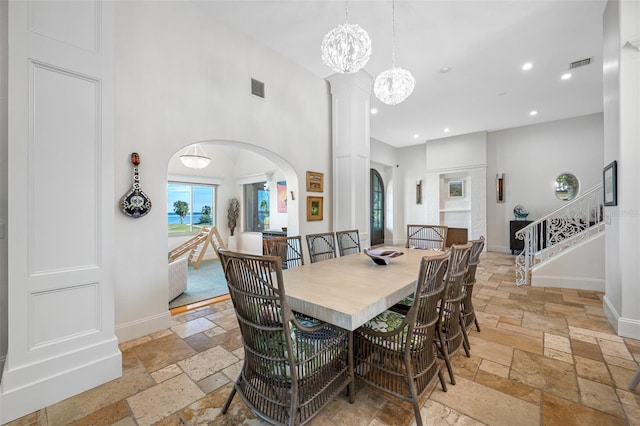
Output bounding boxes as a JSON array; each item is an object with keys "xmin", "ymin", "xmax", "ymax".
[{"xmin": 168, "ymin": 182, "xmax": 216, "ymax": 233}]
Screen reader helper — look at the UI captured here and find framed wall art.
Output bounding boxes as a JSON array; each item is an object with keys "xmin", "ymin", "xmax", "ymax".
[
  {"xmin": 603, "ymin": 160, "xmax": 617, "ymax": 206},
  {"xmin": 307, "ymin": 196, "xmax": 323, "ymax": 221},
  {"xmin": 448, "ymin": 180, "xmax": 464, "ymax": 198},
  {"xmin": 306, "ymin": 171, "xmax": 324, "ymax": 192}
]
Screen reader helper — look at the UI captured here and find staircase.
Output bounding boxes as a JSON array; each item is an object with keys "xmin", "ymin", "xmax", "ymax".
[{"xmin": 515, "ymin": 184, "xmax": 604, "ymax": 286}]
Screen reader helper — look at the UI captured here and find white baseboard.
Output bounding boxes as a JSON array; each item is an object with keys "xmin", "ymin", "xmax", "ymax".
[
  {"xmin": 487, "ymin": 245, "xmax": 510, "ymax": 254},
  {"xmin": 0, "ymin": 339, "xmax": 121, "ymax": 424},
  {"xmin": 605, "ymin": 295, "xmax": 640, "ymax": 339},
  {"xmin": 531, "ymin": 275, "xmax": 604, "ymax": 292},
  {"xmin": 115, "ymin": 311, "xmax": 171, "ymax": 343},
  {"xmin": 603, "ymin": 295, "xmax": 620, "ymax": 334}
]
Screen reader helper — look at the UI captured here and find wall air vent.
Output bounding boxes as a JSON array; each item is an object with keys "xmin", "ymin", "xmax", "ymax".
[
  {"xmin": 569, "ymin": 57, "xmax": 592, "ymax": 69},
  {"xmin": 251, "ymin": 78, "xmax": 265, "ymax": 98}
]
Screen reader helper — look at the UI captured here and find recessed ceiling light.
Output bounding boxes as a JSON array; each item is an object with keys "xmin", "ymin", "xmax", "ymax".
[
  {"xmin": 561, "ymin": 73, "xmax": 572, "ymax": 80},
  {"xmin": 439, "ymin": 67, "xmax": 451, "ymax": 73},
  {"xmin": 413, "ymin": 134, "xmax": 420, "ymax": 139},
  {"xmin": 522, "ymin": 62, "xmax": 533, "ymax": 71},
  {"xmin": 370, "ymin": 108, "xmax": 378, "ymax": 114},
  {"xmin": 444, "ymin": 128, "xmax": 450, "ymax": 133},
  {"xmin": 530, "ymin": 110, "xmax": 538, "ymax": 116}
]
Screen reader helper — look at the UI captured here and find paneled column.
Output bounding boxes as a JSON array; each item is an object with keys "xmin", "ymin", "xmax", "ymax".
[
  {"xmin": 1, "ymin": 1, "xmax": 120, "ymax": 422},
  {"xmin": 327, "ymin": 71, "xmax": 373, "ymax": 248}
]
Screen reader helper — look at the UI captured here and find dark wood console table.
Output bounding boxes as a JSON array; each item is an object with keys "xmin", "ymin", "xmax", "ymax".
[{"xmin": 510, "ymin": 220, "xmax": 532, "ymax": 254}]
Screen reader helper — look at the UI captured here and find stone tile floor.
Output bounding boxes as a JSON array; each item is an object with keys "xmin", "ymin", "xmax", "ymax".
[{"xmin": 7, "ymin": 252, "xmax": 640, "ymax": 425}]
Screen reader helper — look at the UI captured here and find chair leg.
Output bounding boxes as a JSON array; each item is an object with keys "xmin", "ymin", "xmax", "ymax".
[
  {"xmin": 460, "ymin": 314, "xmax": 471, "ymax": 356},
  {"xmin": 437, "ymin": 368, "xmax": 448, "ymax": 392},
  {"xmin": 437, "ymin": 330, "xmax": 456, "ymax": 385},
  {"xmin": 221, "ymin": 385, "xmax": 237, "ymax": 414},
  {"xmin": 474, "ymin": 316, "xmax": 481, "ymax": 332},
  {"xmin": 460, "ymin": 316, "xmax": 470, "ymax": 358}
]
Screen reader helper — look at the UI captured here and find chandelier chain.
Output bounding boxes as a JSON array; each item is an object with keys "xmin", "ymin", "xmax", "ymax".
[{"xmin": 392, "ymin": 0, "xmax": 396, "ymax": 67}]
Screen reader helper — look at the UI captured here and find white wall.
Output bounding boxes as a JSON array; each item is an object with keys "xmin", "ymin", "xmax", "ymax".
[
  {"xmin": 397, "ymin": 144, "xmax": 428, "ymax": 241},
  {"xmin": 0, "ymin": 0, "xmax": 7, "ymax": 377},
  {"xmin": 602, "ymin": 0, "xmax": 640, "ymax": 339},
  {"xmin": 371, "ymin": 138, "xmax": 399, "ymax": 245},
  {"xmin": 114, "ymin": 1, "xmax": 332, "ymax": 341},
  {"xmin": 426, "ymin": 132, "xmax": 487, "ymax": 242},
  {"xmin": 486, "ymin": 114, "xmax": 604, "ymax": 252}
]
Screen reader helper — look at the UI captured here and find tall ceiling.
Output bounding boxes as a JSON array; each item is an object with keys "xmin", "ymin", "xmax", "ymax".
[{"xmin": 199, "ymin": 0, "xmax": 606, "ymax": 147}]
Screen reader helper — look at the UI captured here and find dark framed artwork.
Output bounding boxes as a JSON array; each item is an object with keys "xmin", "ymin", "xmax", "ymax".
[
  {"xmin": 307, "ymin": 196, "xmax": 323, "ymax": 221},
  {"xmin": 603, "ymin": 160, "xmax": 617, "ymax": 206}
]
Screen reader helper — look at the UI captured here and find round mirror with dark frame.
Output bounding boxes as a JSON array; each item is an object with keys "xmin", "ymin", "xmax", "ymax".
[{"xmin": 554, "ymin": 173, "xmax": 580, "ymax": 201}]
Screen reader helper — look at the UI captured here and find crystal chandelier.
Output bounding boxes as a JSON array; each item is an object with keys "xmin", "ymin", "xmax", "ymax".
[
  {"xmin": 321, "ymin": 1, "xmax": 372, "ymax": 74},
  {"xmin": 180, "ymin": 144, "xmax": 210, "ymax": 169},
  {"xmin": 374, "ymin": 0, "xmax": 415, "ymax": 105}
]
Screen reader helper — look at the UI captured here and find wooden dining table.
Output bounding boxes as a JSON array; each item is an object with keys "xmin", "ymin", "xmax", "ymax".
[{"xmin": 282, "ymin": 247, "xmax": 445, "ymax": 330}]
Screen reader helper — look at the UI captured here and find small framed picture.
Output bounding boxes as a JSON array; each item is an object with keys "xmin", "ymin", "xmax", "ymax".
[
  {"xmin": 306, "ymin": 171, "xmax": 324, "ymax": 192},
  {"xmin": 307, "ymin": 196, "xmax": 323, "ymax": 221},
  {"xmin": 603, "ymin": 160, "xmax": 617, "ymax": 206},
  {"xmin": 448, "ymin": 180, "xmax": 464, "ymax": 198}
]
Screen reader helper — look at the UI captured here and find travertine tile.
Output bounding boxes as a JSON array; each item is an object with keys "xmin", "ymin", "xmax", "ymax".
[
  {"xmin": 132, "ymin": 333, "xmax": 197, "ymax": 372},
  {"xmin": 542, "ymin": 393, "xmax": 627, "ymax": 426},
  {"xmin": 574, "ymin": 355, "xmax": 613, "ymax": 385},
  {"xmin": 197, "ymin": 371, "xmax": 231, "ymax": 394},
  {"xmin": 46, "ymin": 366, "xmax": 155, "ymax": 425},
  {"xmin": 577, "ymin": 377, "xmax": 625, "ymax": 418},
  {"xmin": 478, "ymin": 359, "xmax": 509, "ymax": 378},
  {"xmin": 616, "ymin": 388, "xmax": 640, "ymax": 424},
  {"xmin": 126, "ymin": 374, "xmax": 205, "ymax": 426},
  {"xmin": 467, "ymin": 336, "xmax": 514, "ymax": 366},
  {"xmin": 420, "ymin": 400, "xmax": 486, "ymax": 425},
  {"xmin": 151, "ymin": 364, "xmax": 182, "ymax": 383},
  {"xmin": 598, "ymin": 338, "xmax": 634, "ymax": 360},
  {"xmin": 510, "ymin": 349, "xmax": 579, "ymax": 402},
  {"xmin": 470, "ymin": 325, "xmax": 543, "ymax": 355},
  {"xmin": 570, "ymin": 338, "xmax": 603, "ymax": 361},
  {"xmin": 67, "ymin": 401, "xmax": 130, "ymax": 426},
  {"xmin": 171, "ymin": 316, "xmax": 217, "ymax": 338},
  {"xmin": 430, "ymin": 376, "xmax": 539, "ymax": 426},
  {"xmin": 544, "ymin": 333, "xmax": 571, "ymax": 353},
  {"xmin": 474, "ymin": 370, "xmax": 541, "ymax": 405},
  {"xmin": 544, "ymin": 347, "xmax": 573, "ymax": 364},
  {"xmin": 177, "ymin": 346, "xmax": 239, "ymax": 382}
]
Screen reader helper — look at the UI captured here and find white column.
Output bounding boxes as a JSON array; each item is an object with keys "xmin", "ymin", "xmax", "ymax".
[
  {"xmin": 327, "ymin": 71, "xmax": 373, "ymax": 248},
  {"xmin": 1, "ymin": 1, "xmax": 120, "ymax": 422}
]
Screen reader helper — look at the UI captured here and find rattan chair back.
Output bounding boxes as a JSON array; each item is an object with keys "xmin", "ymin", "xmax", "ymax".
[
  {"xmin": 462, "ymin": 236, "xmax": 485, "ymax": 334},
  {"xmin": 263, "ymin": 236, "xmax": 305, "ymax": 269},
  {"xmin": 354, "ymin": 252, "xmax": 449, "ymax": 426},
  {"xmin": 436, "ymin": 242, "xmax": 472, "ymax": 385},
  {"xmin": 305, "ymin": 232, "xmax": 337, "ymax": 263},
  {"xmin": 406, "ymin": 224, "xmax": 448, "ymax": 250},
  {"xmin": 335, "ymin": 229, "xmax": 361, "ymax": 256},
  {"xmin": 217, "ymin": 248, "xmax": 352, "ymax": 425}
]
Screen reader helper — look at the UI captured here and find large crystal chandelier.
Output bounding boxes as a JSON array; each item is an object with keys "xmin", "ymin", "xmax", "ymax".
[
  {"xmin": 180, "ymin": 144, "xmax": 210, "ymax": 169},
  {"xmin": 321, "ymin": 1, "xmax": 372, "ymax": 74},
  {"xmin": 374, "ymin": 0, "xmax": 415, "ymax": 105}
]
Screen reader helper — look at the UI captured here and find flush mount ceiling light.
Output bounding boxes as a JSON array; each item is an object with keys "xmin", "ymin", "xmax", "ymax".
[
  {"xmin": 522, "ymin": 62, "xmax": 533, "ymax": 71},
  {"xmin": 180, "ymin": 144, "xmax": 210, "ymax": 169},
  {"xmin": 321, "ymin": 0, "xmax": 372, "ymax": 74},
  {"xmin": 373, "ymin": 0, "xmax": 415, "ymax": 105}
]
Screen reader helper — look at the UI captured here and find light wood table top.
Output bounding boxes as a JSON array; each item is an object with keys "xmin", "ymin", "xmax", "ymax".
[{"xmin": 282, "ymin": 248, "xmax": 444, "ymax": 331}]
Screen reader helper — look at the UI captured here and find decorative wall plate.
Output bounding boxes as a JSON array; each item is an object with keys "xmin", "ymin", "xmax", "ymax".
[{"xmin": 120, "ymin": 152, "xmax": 152, "ymax": 218}]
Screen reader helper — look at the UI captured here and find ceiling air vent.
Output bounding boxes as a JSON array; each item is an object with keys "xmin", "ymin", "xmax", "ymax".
[
  {"xmin": 569, "ymin": 57, "xmax": 592, "ymax": 69},
  {"xmin": 251, "ymin": 78, "xmax": 265, "ymax": 98}
]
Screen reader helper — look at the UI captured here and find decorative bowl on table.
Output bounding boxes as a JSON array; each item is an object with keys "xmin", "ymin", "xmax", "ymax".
[{"xmin": 364, "ymin": 247, "xmax": 404, "ymax": 265}]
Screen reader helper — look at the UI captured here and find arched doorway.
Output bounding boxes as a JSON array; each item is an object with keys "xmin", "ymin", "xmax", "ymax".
[
  {"xmin": 166, "ymin": 140, "xmax": 300, "ymax": 309},
  {"xmin": 370, "ymin": 169, "xmax": 385, "ymax": 246}
]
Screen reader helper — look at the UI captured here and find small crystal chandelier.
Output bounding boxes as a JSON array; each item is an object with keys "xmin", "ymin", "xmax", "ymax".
[
  {"xmin": 321, "ymin": 0, "xmax": 372, "ymax": 74},
  {"xmin": 374, "ymin": 0, "xmax": 415, "ymax": 105},
  {"xmin": 180, "ymin": 144, "xmax": 210, "ymax": 169}
]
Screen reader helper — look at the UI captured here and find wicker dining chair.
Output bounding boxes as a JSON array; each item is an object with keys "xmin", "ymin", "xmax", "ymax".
[
  {"xmin": 335, "ymin": 229, "xmax": 361, "ymax": 256},
  {"xmin": 217, "ymin": 249, "xmax": 353, "ymax": 425},
  {"xmin": 353, "ymin": 252, "xmax": 450, "ymax": 426},
  {"xmin": 405, "ymin": 224, "xmax": 448, "ymax": 250},
  {"xmin": 263, "ymin": 236, "xmax": 305, "ymax": 269},
  {"xmin": 436, "ymin": 242, "xmax": 472, "ymax": 385},
  {"xmin": 461, "ymin": 236, "xmax": 485, "ymax": 351},
  {"xmin": 305, "ymin": 232, "xmax": 337, "ymax": 263}
]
